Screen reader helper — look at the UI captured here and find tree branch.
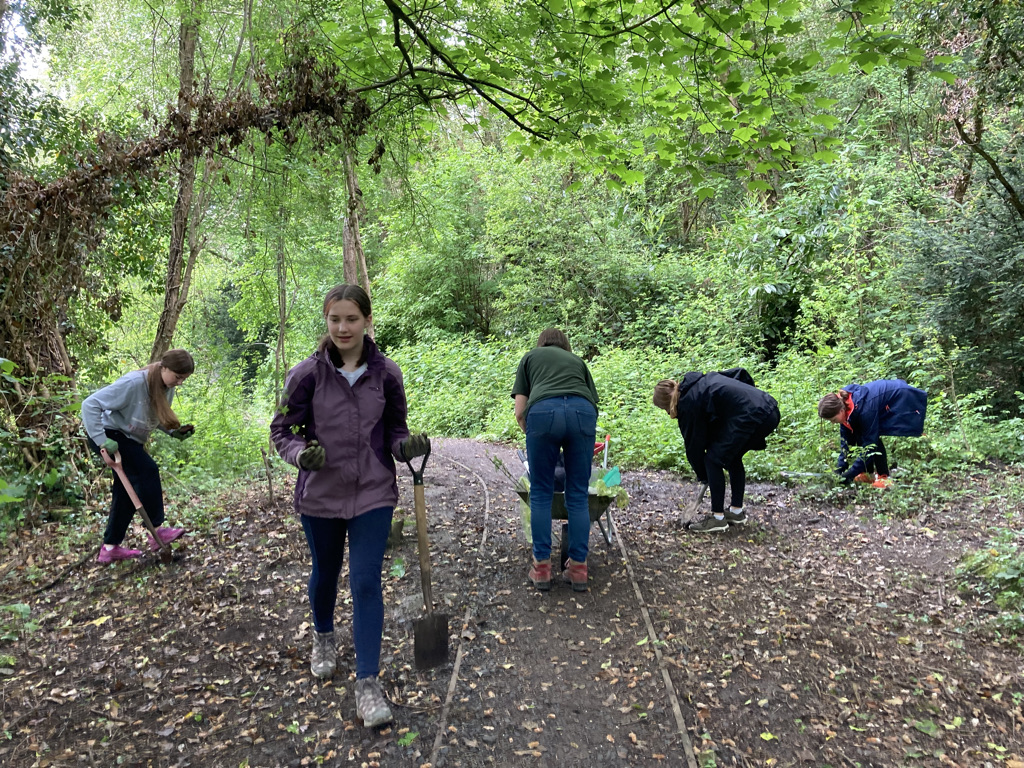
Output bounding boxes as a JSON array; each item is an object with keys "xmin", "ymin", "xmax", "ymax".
[
  {"xmin": 953, "ymin": 118, "xmax": 1024, "ymax": 220},
  {"xmin": 381, "ymin": 0, "xmax": 560, "ymax": 140}
]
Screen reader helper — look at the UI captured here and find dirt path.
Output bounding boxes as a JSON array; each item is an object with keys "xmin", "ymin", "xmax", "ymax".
[{"xmin": 0, "ymin": 438, "xmax": 1022, "ymax": 767}]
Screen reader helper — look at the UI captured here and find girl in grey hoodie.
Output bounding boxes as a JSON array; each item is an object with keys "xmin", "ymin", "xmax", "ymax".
[{"xmin": 81, "ymin": 349, "xmax": 195, "ymax": 563}]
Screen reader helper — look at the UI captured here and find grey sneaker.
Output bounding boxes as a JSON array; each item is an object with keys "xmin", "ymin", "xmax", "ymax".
[
  {"xmin": 310, "ymin": 631, "xmax": 336, "ymax": 678},
  {"xmin": 723, "ymin": 507, "xmax": 747, "ymax": 525},
  {"xmin": 687, "ymin": 514, "xmax": 728, "ymax": 533},
  {"xmin": 355, "ymin": 677, "xmax": 394, "ymax": 727}
]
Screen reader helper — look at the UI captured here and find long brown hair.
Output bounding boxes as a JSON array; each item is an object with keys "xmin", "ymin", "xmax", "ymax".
[
  {"xmin": 145, "ymin": 349, "xmax": 194, "ymax": 430},
  {"xmin": 653, "ymin": 379, "xmax": 680, "ymax": 418}
]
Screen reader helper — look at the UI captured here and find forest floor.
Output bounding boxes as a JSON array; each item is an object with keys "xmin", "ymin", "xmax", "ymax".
[{"xmin": 1, "ymin": 437, "xmax": 1023, "ymax": 768}]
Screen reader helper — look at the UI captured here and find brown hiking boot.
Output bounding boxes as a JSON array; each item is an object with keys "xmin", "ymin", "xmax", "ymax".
[
  {"xmin": 564, "ymin": 559, "xmax": 588, "ymax": 592},
  {"xmin": 528, "ymin": 558, "xmax": 552, "ymax": 591}
]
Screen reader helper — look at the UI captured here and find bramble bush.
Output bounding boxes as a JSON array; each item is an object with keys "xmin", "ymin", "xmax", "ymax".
[{"xmin": 389, "ymin": 333, "xmax": 1024, "ymax": 487}]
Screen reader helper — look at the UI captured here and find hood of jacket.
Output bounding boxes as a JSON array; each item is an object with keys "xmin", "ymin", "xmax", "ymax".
[{"xmin": 677, "ymin": 371, "xmax": 705, "ymax": 399}]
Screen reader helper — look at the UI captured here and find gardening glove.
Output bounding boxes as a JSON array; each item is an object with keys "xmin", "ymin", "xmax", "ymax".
[
  {"xmin": 400, "ymin": 433, "xmax": 430, "ymax": 461},
  {"xmin": 852, "ymin": 472, "xmax": 873, "ymax": 484},
  {"xmin": 170, "ymin": 424, "xmax": 195, "ymax": 440},
  {"xmin": 101, "ymin": 438, "xmax": 119, "ymax": 456},
  {"xmin": 872, "ymin": 475, "xmax": 892, "ymax": 489},
  {"xmin": 297, "ymin": 440, "xmax": 326, "ymax": 471}
]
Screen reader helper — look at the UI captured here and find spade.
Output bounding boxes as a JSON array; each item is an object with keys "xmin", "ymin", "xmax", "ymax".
[
  {"xmin": 406, "ymin": 448, "xmax": 449, "ymax": 669},
  {"xmin": 106, "ymin": 450, "xmax": 175, "ymax": 564}
]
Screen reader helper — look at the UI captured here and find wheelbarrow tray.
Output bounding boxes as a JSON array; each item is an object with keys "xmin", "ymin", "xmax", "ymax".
[
  {"xmin": 515, "ymin": 488, "xmax": 617, "ymax": 561},
  {"xmin": 514, "ymin": 489, "xmax": 613, "ymax": 523}
]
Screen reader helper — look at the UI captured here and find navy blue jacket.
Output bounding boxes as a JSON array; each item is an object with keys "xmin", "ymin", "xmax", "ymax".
[{"xmin": 838, "ymin": 379, "xmax": 927, "ymax": 479}]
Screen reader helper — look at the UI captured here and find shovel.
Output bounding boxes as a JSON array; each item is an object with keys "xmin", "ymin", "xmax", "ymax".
[
  {"xmin": 104, "ymin": 449, "xmax": 174, "ymax": 564},
  {"xmin": 406, "ymin": 447, "xmax": 449, "ymax": 669},
  {"xmin": 682, "ymin": 482, "xmax": 708, "ymax": 529}
]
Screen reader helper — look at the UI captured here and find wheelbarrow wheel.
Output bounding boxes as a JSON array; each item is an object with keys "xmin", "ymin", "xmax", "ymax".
[{"xmin": 559, "ymin": 522, "xmax": 569, "ymax": 572}]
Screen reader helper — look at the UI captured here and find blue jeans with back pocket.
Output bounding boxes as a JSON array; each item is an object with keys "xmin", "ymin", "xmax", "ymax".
[{"xmin": 526, "ymin": 395, "xmax": 598, "ymax": 563}]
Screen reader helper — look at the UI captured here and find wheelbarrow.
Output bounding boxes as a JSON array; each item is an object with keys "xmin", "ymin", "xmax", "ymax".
[{"xmin": 515, "ymin": 436, "xmax": 617, "ymax": 571}]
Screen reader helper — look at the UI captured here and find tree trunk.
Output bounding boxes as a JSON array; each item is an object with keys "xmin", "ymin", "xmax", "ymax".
[
  {"xmin": 952, "ymin": 110, "xmax": 981, "ymax": 205},
  {"xmin": 342, "ymin": 147, "xmax": 374, "ymax": 337},
  {"xmin": 150, "ymin": 7, "xmax": 200, "ymax": 362},
  {"xmin": 274, "ymin": 194, "xmax": 289, "ymax": 406}
]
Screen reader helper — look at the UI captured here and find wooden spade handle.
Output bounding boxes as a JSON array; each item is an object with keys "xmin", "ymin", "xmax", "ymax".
[
  {"xmin": 108, "ymin": 451, "xmax": 166, "ymax": 548},
  {"xmin": 413, "ymin": 483, "xmax": 434, "ymax": 615}
]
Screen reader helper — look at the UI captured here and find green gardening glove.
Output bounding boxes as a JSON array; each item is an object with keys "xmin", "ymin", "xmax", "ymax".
[
  {"xmin": 170, "ymin": 424, "xmax": 195, "ymax": 440},
  {"xmin": 298, "ymin": 440, "xmax": 326, "ymax": 471},
  {"xmin": 101, "ymin": 438, "xmax": 119, "ymax": 455},
  {"xmin": 400, "ymin": 433, "xmax": 430, "ymax": 461}
]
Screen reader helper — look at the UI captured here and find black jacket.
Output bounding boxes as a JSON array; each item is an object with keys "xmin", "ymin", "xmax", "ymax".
[{"xmin": 675, "ymin": 369, "xmax": 780, "ymax": 479}]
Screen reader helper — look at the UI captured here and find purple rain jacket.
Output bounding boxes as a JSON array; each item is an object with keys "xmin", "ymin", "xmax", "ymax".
[{"xmin": 270, "ymin": 336, "xmax": 411, "ymax": 519}]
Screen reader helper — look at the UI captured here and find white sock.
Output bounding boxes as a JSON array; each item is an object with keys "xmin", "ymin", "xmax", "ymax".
[
  {"xmin": 713, "ymin": 513, "xmax": 725, "ymax": 520},
  {"xmin": 730, "ymin": 506, "xmax": 744, "ymax": 514},
  {"xmin": 103, "ymin": 544, "xmax": 115, "ymax": 551}
]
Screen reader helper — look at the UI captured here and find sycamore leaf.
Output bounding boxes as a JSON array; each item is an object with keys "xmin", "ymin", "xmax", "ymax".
[{"xmin": 930, "ymin": 69, "xmax": 958, "ymax": 85}]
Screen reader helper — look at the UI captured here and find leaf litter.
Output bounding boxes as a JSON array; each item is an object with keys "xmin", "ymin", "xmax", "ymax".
[{"xmin": 0, "ymin": 439, "xmax": 1020, "ymax": 767}]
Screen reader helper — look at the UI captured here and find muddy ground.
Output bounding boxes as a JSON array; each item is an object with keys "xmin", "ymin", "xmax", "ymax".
[{"xmin": 0, "ymin": 437, "xmax": 1022, "ymax": 768}]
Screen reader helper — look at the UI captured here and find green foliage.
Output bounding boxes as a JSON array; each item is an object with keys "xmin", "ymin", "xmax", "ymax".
[
  {"xmin": 0, "ymin": 603, "xmax": 38, "ymax": 643},
  {"xmin": 372, "ymin": 145, "xmax": 663, "ymax": 351},
  {"xmin": 146, "ymin": 361, "xmax": 272, "ymax": 488},
  {"xmin": 959, "ymin": 530, "xmax": 1024, "ymax": 632},
  {"xmin": 0, "ymin": 359, "xmax": 92, "ymax": 527},
  {"xmin": 390, "ymin": 332, "xmax": 522, "ymax": 440},
  {"xmin": 898, "ymin": 204, "xmax": 1024, "ymax": 405}
]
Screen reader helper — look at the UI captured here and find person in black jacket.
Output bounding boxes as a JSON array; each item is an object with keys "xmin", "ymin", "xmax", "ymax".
[
  {"xmin": 818, "ymin": 379, "xmax": 927, "ymax": 487},
  {"xmin": 653, "ymin": 369, "xmax": 780, "ymax": 532}
]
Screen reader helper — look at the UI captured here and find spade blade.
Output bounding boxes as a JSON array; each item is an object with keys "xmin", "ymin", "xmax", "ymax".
[{"xmin": 413, "ymin": 612, "xmax": 449, "ymax": 670}]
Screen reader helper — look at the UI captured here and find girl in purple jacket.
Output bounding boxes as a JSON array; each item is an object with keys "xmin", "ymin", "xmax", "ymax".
[{"xmin": 271, "ymin": 284, "xmax": 429, "ymax": 728}]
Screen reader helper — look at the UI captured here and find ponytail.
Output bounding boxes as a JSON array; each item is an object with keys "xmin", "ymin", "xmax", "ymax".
[
  {"xmin": 653, "ymin": 379, "xmax": 681, "ymax": 418},
  {"xmin": 818, "ymin": 391, "xmax": 848, "ymax": 420}
]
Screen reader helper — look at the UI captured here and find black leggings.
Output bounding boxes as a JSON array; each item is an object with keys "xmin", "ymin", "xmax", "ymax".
[
  {"xmin": 89, "ymin": 430, "xmax": 166, "ymax": 545},
  {"xmin": 705, "ymin": 454, "xmax": 747, "ymax": 514},
  {"xmin": 864, "ymin": 439, "xmax": 889, "ymax": 477},
  {"xmin": 704, "ymin": 411, "xmax": 780, "ymax": 514}
]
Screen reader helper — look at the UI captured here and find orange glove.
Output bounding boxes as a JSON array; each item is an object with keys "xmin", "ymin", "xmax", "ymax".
[
  {"xmin": 872, "ymin": 475, "xmax": 892, "ymax": 489},
  {"xmin": 853, "ymin": 472, "xmax": 873, "ymax": 484}
]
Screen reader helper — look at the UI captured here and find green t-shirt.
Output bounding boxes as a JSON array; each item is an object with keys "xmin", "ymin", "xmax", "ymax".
[{"xmin": 510, "ymin": 346, "xmax": 600, "ymax": 415}]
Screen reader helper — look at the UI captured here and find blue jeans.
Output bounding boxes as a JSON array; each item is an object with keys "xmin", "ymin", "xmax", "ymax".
[
  {"xmin": 526, "ymin": 396, "xmax": 597, "ymax": 563},
  {"xmin": 301, "ymin": 507, "xmax": 393, "ymax": 680}
]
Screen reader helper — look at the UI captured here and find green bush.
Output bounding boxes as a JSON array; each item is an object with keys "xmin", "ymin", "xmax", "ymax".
[
  {"xmin": 959, "ymin": 532, "xmax": 1024, "ymax": 631},
  {"xmin": 391, "ymin": 332, "xmax": 1024, "ymax": 487}
]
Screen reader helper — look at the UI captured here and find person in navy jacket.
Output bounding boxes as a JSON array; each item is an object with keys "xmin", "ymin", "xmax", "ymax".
[{"xmin": 818, "ymin": 379, "xmax": 927, "ymax": 486}]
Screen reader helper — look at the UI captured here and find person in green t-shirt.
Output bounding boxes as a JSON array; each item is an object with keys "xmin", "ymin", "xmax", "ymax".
[{"xmin": 511, "ymin": 329, "xmax": 599, "ymax": 593}]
